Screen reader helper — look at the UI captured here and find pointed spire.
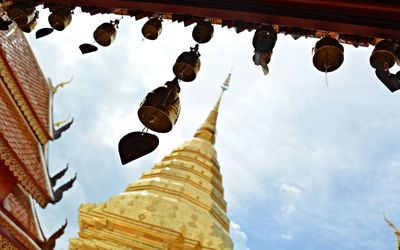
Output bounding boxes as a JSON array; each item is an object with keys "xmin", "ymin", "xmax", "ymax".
[{"xmin": 194, "ymin": 72, "xmax": 231, "ymax": 144}]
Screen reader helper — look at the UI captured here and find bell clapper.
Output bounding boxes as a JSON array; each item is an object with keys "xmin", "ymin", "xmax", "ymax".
[{"xmin": 324, "ymin": 65, "xmax": 330, "ymax": 88}]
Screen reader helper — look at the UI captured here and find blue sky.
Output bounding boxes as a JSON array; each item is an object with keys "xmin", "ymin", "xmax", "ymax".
[{"xmin": 25, "ymin": 8, "xmax": 400, "ymax": 250}]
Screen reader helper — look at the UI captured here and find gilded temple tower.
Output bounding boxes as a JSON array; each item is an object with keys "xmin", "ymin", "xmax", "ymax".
[{"xmin": 70, "ymin": 76, "xmax": 233, "ymax": 249}]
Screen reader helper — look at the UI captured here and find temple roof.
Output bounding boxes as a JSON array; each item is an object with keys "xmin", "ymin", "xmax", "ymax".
[
  {"xmin": 0, "ymin": 76, "xmax": 53, "ymax": 207},
  {"xmin": 0, "ymin": 26, "xmax": 52, "ymax": 144},
  {"xmin": 2, "ymin": 185, "xmax": 45, "ymax": 244}
]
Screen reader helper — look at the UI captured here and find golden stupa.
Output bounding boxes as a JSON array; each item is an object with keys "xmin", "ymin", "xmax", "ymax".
[{"xmin": 69, "ymin": 76, "xmax": 233, "ymax": 249}]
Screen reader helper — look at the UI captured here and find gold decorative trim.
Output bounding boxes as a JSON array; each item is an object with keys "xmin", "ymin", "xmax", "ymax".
[
  {"xmin": 0, "ymin": 234, "xmax": 17, "ymax": 250},
  {"xmin": 0, "ymin": 136, "xmax": 48, "ymax": 207},
  {"xmin": 0, "ymin": 211, "xmax": 41, "ymax": 250},
  {"xmin": 0, "ymin": 55, "xmax": 49, "ymax": 144}
]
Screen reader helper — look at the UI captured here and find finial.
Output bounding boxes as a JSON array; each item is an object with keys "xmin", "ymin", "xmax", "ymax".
[
  {"xmin": 221, "ymin": 70, "xmax": 232, "ymax": 92},
  {"xmin": 194, "ymin": 71, "xmax": 232, "ymax": 144}
]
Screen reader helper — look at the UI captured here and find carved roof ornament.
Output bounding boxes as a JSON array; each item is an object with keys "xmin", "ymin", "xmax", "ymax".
[
  {"xmin": 50, "ymin": 173, "xmax": 77, "ymax": 205},
  {"xmin": 41, "ymin": 220, "xmax": 67, "ymax": 250},
  {"xmin": 384, "ymin": 215, "xmax": 400, "ymax": 250},
  {"xmin": 50, "ymin": 164, "xmax": 69, "ymax": 188}
]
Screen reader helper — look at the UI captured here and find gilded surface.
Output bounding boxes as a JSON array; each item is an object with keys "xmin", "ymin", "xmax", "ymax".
[
  {"xmin": 0, "ymin": 52, "xmax": 49, "ymax": 144},
  {"xmin": 0, "ymin": 136, "xmax": 47, "ymax": 207},
  {"xmin": 0, "ymin": 234, "xmax": 17, "ymax": 250},
  {"xmin": 70, "ymin": 97, "xmax": 233, "ymax": 249}
]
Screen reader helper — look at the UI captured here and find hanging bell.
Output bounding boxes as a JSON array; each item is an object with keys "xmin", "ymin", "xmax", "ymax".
[
  {"xmin": 173, "ymin": 44, "xmax": 201, "ymax": 82},
  {"xmin": 369, "ymin": 40, "xmax": 396, "ymax": 69},
  {"xmin": 312, "ymin": 36, "xmax": 344, "ymax": 72},
  {"xmin": 252, "ymin": 25, "xmax": 277, "ymax": 52},
  {"xmin": 49, "ymin": 9, "xmax": 72, "ymax": 31},
  {"xmin": 6, "ymin": 1, "xmax": 36, "ymax": 26},
  {"xmin": 395, "ymin": 45, "xmax": 400, "ymax": 66},
  {"xmin": 93, "ymin": 20, "xmax": 118, "ymax": 47},
  {"xmin": 192, "ymin": 21, "xmax": 214, "ymax": 44},
  {"xmin": 141, "ymin": 17, "xmax": 162, "ymax": 40},
  {"xmin": 138, "ymin": 78, "xmax": 181, "ymax": 133},
  {"xmin": 18, "ymin": 11, "xmax": 38, "ymax": 33}
]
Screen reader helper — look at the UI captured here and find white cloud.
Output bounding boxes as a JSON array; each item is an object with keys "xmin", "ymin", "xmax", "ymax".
[
  {"xmin": 277, "ymin": 183, "xmax": 302, "ymax": 197},
  {"xmin": 281, "ymin": 204, "xmax": 295, "ymax": 215},
  {"xmin": 281, "ymin": 234, "xmax": 293, "ymax": 241},
  {"xmin": 230, "ymin": 221, "xmax": 250, "ymax": 250}
]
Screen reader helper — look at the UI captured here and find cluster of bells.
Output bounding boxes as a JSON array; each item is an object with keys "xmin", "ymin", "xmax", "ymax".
[
  {"xmin": 80, "ymin": 16, "xmax": 215, "ymax": 54},
  {"xmin": 252, "ymin": 25, "xmax": 400, "ymax": 92},
  {"xmin": 251, "ymin": 26, "xmax": 346, "ymax": 75},
  {"xmin": 1, "ymin": 1, "xmax": 72, "ymax": 36},
  {"xmin": 118, "ymin": 20, "xmax": 214, "ymax": 165}
]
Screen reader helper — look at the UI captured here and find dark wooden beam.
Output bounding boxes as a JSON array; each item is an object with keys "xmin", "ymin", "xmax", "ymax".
[{"xmin": 40, "ymin": 0, "xmax": 400, "ymax": 39}]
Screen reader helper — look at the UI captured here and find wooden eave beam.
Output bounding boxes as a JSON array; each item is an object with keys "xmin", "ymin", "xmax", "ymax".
[{"xmin": 39, "ymin": 0, "xmax": 400, "ymax": 39}]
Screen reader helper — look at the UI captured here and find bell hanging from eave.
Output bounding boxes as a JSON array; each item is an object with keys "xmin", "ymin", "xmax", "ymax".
[
  {"xmin": 6, "ymin": 1, "xmax": 36, "ymax": 26},
  {"xmin": 93, "ymin": 20, "xmax": 119, "ymax": 47},
  {"xmin": 141, "ymin": 17, "xmax": 162, "ymax": 40},
  {"xmin": 253, "ymin": 25, "xmax": 277, "ymax": 52},
  {"xmin": 18, "ymin": 11, "xmax": 38, "ymax": 33},
  {"xmin": 192, "ymin": 20, "xmax": 214, "ymax": 44},
  {"xmin": 252, "ymin": 25, "xmax": 277, "ymax": 75},
  {"xmin": 369, "ymin": 39, "xmax": 396, "ymax": 69},
  {"xmin": 312, "ymin": 36, "xmax": 344, "ymax": 72},
  {"xmin": 395, "ymin": 44, "xmax": 400, "ymax": 66},
  {"xmin": 49, "ymin": 8, "xmax": 72, "ymax": 31},
  {"xmin": 138, "ymin": 78, "xmax": 181, "ymax": 133},
  {"xmin": 173, "ymin": 44, "xmax": 201, "ymax": 82}
]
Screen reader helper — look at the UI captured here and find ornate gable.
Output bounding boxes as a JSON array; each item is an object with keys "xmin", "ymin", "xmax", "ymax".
[
  {"xmin": 0, "ymin": 76, "xmax": 53, "ymax": 207},
  {"xmin": 0, "ymin": 26, "xmax": 52, "ymax": 144}
]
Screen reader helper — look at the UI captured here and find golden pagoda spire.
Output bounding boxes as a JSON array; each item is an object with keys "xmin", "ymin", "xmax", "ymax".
[
  {"xmin": 194, "ymin": 72, "xmax": 231, "ymax": 144},
  {"xmin": 70, "ymin": 75, "xmax": 234, "ymax": 250}
]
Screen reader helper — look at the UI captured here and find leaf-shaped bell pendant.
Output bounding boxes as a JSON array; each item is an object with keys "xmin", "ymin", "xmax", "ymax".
[
  {"xmin": 173, "ymin": 44, "xmax": 201, "ymax": 82},
  {"xmin": 312, "ymin": 37, "xmax": 344, "ymax": 72},
  {"xmin": 6, "ymin": 1, "xmax": 35, "ymax": 26},
  {"xmin": 93, "ymin": 20, "xmax": 118, "ymax": 47},
  {"xmin": 370, "ymin": 40, "xmax": 397, "ymax": 70},
  {"xmin": 142, "ymin": 17, "xmax": 162, "ymax": 40},
  {"xmin": 118, "ymin": 131, "xmax": 159, "ymax": 164},
  {"xmin": 192, "ymin": 20, "xmax": 214, "ymax": 44},
  {"xmin": 138, "ymin": 78, "xmax": 181, "ymax": 133},
  {"xmin": 49, "ymin": 8, "xmax": 72, "ymax": 31}
]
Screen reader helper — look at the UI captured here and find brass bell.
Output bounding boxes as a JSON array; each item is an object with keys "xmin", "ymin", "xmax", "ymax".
[
  {"xmin": 93, "ymin": 20, "xmax": 118, "ymax": 47},
  {"xmin": 312, "ymin": 37, "xmax": 344, "ymax": 72},
  {"xmin": 192, "ymin": 21, "xmax": 214, "ymax": 44},
  {"xmin": 252, "ymin": 26, "xmax": 276, "ymax": 75},
  {"xmin": 141, "ymin": 17, "xmax": 162, "ymax": 40},
  {"xmin": 370, "ymin": 40, "xmax": 396, "ymax": 69},
  {"xmin": 6, "ymin": 1, "xmax": 35, "ymax": 26},
  {"xmin": 18, "ymin": 11, "xmax": 38, "ymax": 33},
  {"xmin": 252, "ymin": 25, "xmax": 277, "ymax": 52},
  {"xmin": 49, "ymin": 9, "xmax": 72, "ymax": 31},
  {"xmin": 138, "ymin": 78, "xmax": 181, "ymax": 133},
  {"xmin": 173, "ymin": 44, "xmax": 201, "ymax": 82}
]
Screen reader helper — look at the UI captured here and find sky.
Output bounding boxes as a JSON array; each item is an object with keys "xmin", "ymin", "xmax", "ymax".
[{"xmin": 24, "ymin": 7, "xmax": 400, "ymax": 250}]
